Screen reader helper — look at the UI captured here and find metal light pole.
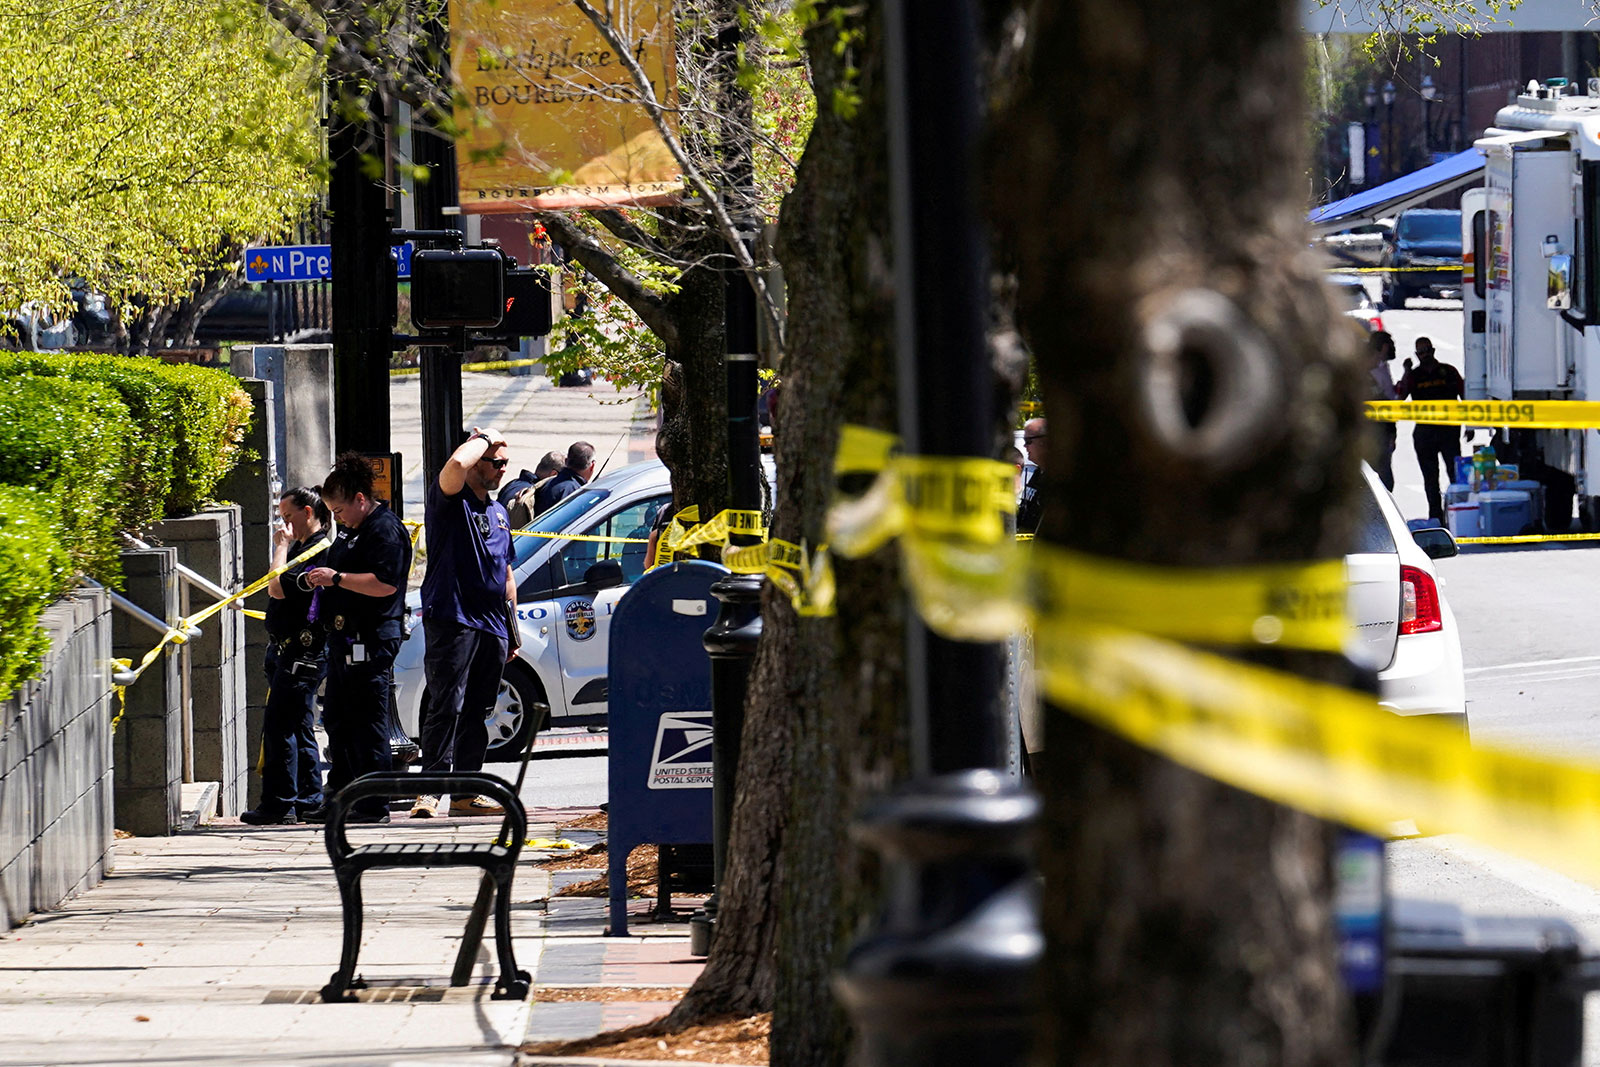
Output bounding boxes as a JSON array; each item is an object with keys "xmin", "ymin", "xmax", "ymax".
[
  {"xmin": 689, "ymin": 268, "xmax": 763, "ymax": 957},
  {"xmin": 329, "ymin": 76, "xmax": 393, "ymax": 456},
  {"xmin": 833, "ymin": 0, "xmax": 1040, "ymax": 1060},
  {"xmin": 1364, "ymin": 83, "xmax": 1379, "ymax": 183},
  {"xmin": 689, "ymin": 6, "xmax": 764, "ymax": 958},
  {"xmin": 1420, "ymin": 74, "xmax": 1438, "ymax": 160},
  {"xmin": 1383, "ymin": 80, "xmax": 1397, "ymax": 180}
]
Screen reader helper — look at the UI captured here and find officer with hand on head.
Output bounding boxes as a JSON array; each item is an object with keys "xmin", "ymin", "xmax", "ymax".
[{"xmin": 410, "ymin": 427, "xmax": 517, "ymax": 819}]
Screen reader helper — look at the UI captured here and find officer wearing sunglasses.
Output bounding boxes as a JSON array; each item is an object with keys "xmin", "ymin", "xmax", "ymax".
[{"xmin": 413, "ymin": 426, "xmax": 518, "ymax": 818}]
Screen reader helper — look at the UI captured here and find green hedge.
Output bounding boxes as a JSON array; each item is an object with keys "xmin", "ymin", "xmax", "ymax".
[
  {"xmin": 0, "ymin": 486, "xmax": 69, "ymax": 697},
  {"xmin": 0, "ymin": 376, "xmax": 135, "ymax": 581},
  {"xmin": 0, "ymin": 353, "xmax": 252, "ymax": 526},
  {"xmin": 0, "ymin": 353, "xmax": 253, "ymax": 697}
]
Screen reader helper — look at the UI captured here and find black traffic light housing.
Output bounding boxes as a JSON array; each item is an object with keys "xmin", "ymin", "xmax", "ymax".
[
  {"xmin": 475, "ymin": 268, "xmax": 553, "ymax": 343},
  {"xmin": 411, "ymin": 248, "xmax": 506, "ymax": 329}
]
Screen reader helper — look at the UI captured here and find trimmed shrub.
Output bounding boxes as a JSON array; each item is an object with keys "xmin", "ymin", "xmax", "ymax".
[
  {"xmin": 0, "ymin": 375, "xmax": 133, "ymax": 582},
  {"xmin": 0, "ymin": 486, "xmax": 70, "ymax": 697},
  {"xmin": 0, "ymin": 352, "xmax": 252, "ymax": 525}
]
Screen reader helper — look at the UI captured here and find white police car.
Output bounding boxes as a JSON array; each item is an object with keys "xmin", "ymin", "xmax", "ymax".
[{"xmin": 392, "ymin": 459, "xmax": 673, "ymax": 761}]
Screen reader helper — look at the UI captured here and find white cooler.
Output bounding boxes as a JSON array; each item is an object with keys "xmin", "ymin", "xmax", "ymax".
[{"xmin": 1446, "ymin": 500, "xmax": 1481, "ymax": 538}]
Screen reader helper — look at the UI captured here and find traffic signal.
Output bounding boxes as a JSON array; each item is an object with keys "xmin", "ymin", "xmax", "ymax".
[
  {"xmin": 411, "ymin": 248, "xmax": 505, "ymax": 329},
  {"xmin": 478, "ymin": 268, "xmax": 553, "ymax": 342}
]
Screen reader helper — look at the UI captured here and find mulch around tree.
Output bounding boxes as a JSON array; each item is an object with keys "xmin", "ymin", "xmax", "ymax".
[
  {"xmin": 553, "ymin": 844, "xmax": 659, "ymax": 899},
  {"xmin": 522, "ymin": 1012, "xmax": 771, "ymax": 1064},
  {"xmin": 536, "ymin": 842, "xmax": 608, "ymax": 871},
  {"xmin": 533, "ymin": 986, "xmax": 688, "ymax": 1003},
  {"xmin": 557, "ymin": 811, "xmax": 609, "ymax": 832}
]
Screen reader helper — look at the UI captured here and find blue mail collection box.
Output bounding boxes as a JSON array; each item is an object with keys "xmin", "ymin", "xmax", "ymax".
[
  {"xmin": 605, "ymin": 559, "xmax": 725, "ymax": 936},
  {"xmin": 1475, "ymin": 490, "xmax": 1534, "ymax": 537}
]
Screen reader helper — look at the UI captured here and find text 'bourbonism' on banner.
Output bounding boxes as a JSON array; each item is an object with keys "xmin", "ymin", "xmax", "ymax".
[{"xmin": 449, "ymin": 0, "xmax": 681, "ymax": 212}]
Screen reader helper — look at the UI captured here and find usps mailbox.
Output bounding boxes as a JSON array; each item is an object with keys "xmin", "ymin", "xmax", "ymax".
[{"xmin": 607, "ymin": 559, "xmax": 725, "ymax": 935}]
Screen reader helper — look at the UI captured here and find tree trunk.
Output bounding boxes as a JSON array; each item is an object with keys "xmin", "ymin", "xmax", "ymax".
[
  {"xmin": 989, "ymin": 1, "xmax": 1367, "ymax": 1063},
  {"xmin": 655, "ymin": 218, "xmax": 731, "ymax": 519},
  {"xmin": 666, "ymin": 10, "xmax": 907, "ymax": 1067}
]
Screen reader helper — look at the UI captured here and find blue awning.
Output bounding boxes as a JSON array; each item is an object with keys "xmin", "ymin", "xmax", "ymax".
[{"xmin": 1308, "ymin": 149, "xmax": 1484, "ymax": 234}]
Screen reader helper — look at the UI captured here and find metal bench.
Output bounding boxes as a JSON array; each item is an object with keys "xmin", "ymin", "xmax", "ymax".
[{"xmin": 319, "ymin": 772, "xmax": 530, "ymax": 1003}]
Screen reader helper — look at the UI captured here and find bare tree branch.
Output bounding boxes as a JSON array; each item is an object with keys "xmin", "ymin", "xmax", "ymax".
[
  {"xmin": 573, "ymin": 0, "xmax": 786, "ymax": 354},
  {"xmin": 538, "ymin": 210, "xmax": 679, "ymax": 348}
]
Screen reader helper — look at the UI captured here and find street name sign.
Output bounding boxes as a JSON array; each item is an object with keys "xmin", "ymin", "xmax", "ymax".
[{"xmin": 244, "ymin": 242, "xmax": 414, "ymax": 283}]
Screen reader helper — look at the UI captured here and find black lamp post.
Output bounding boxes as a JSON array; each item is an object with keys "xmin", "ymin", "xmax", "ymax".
[
  {"xmin": 832, "ymin": 0, "xmax": 1041, "ymax": 1061},
  {"xmin": 688, "ymin": 4, "xmax": 764, "ymax": 959},
  {"xmin": 1420, "ymin": 74, "xmax": 1438, "ymax": 158},
  {"xmin": 1383, "ymin": 80, "xmax": 1397, "ymax": 180},
  {"xmin": 1362, "ymin": 83, "xmax": 1378, "ymax": 186}
]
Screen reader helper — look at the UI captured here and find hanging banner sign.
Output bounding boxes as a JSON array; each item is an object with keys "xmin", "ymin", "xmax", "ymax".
[{"xmin": 449, "ymin": 0, "xmax": 681, "ymax": 212}]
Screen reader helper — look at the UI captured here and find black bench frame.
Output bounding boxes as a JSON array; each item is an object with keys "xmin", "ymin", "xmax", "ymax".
[{"xmin": 319, "ymin": 772, "xmax": 530, "ymax": 1003}]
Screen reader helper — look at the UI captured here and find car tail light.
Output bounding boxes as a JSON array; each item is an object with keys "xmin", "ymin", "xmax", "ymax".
[{"xmin": 1400, "ymin": 565, "xmax": 1443, "ymax": 635}]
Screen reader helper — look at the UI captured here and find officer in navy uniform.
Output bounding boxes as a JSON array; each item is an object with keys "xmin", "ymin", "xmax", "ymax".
[
  {"xmin": 1395, "ymin": 336, "xmax": 1465, "ymax": 525},
  {"xmin": 241, "ymin": 486, "xmax": 331, "ymax": 825},
  {"xmin": 410, "ymin": 425, "xmax": 517, "ymax": 820},
  {"xmin": 302, "ymin": 454, "xmax": 413, "ymax": 824}
]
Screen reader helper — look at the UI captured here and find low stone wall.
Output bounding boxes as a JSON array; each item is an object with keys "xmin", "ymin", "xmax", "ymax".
[{"xmin": 0, "ymin": 586, "xmax": 114, "ymax": 928}]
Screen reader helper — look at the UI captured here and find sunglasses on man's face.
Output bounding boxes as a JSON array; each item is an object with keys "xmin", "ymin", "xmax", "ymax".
[{"xmin": 481, "ymin": 456, "xmax": 509, "ymax": 470}]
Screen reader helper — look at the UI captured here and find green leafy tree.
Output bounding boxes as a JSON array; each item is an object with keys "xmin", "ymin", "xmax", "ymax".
[{"xmin": 0, "ymin": 0, "xmax": 320, "ymax": 323}]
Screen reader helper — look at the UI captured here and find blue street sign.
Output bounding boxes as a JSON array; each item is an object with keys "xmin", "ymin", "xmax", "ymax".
[{"xmin": 243, "ymin": 242, "xmax": 413, "ymax": 283}]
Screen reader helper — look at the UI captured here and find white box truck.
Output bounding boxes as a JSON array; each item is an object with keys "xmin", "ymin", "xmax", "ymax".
[{"xmin": 1460, "ymin": 79, "xmax": 1600, "ymax": 526}]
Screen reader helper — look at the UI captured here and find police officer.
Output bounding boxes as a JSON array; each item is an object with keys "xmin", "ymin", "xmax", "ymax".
[
  {"xmin": 410, "ymin": 426, "xmax": 516, "ymax": 820},
  {"xmin": 1396, "ymin": 336, "xmax": 1465, "ymax": 525},
  {"xmin": 240, "ymin": 486, "xmax": 330, "ymax": 825},
  {"xmin": 302, "ymin": 454, "xmax": 413, "ymax": 824}
]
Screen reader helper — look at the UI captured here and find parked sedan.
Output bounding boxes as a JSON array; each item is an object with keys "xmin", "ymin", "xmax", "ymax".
[
  {"xmin": 392, "ymin": 459, "xmax": 673, "ymax": 761},
  {"xmin": 1329, "ymin": 277, "xmax": 1384, "ymax": 334},
  {"xmin": 1350, "ymin": 463, "xmax": 1467, "ymax": 729}
]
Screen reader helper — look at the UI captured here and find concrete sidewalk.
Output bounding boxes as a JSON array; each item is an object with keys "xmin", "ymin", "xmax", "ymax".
[{"xmin": 0, "ymin": 807, "xmax": 706, "ymax": 1067}]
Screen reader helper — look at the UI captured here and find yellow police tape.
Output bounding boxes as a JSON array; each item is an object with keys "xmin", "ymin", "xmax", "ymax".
[
  {"xmin": 723, "ymin": 537, "xmax": 837, "ymax": 616},
  {"xmin": 1325, "ymin": 264, "xmax": 1466, "ymax": 273},
  {"xmin": 1035, "ymin": 616, "xmax": 1600, "ymax": 884},
  {"xmin": 402, "ymin": 516, "xmax": 646, "ymax": 545},
  {"xmin": 113, "ymin": 536, "xmax": 336, "ymax": 711},
  {"xmin": 1035, "ymin": 549, "xmax": 1350, "ymax": 654},
  {"xmin": 1457, "ymin": 532, "xmax": 1600, "ymax": 545},
  {"xmin": 525, "ymin": 837, "xmax": 581, "ymax": 850},
  {"xmin": 660, "ymin": 507, "xmax": 764, "ymax": 556},
  {"xmin": 823, "ymin": 425, "xmax": 1023, "ymax": 635},
  {"xmin": 1366, "ymin": 398, "xmax": 1600, "ymax": 429},
  {"xmin": 826, "ymin": 420, "xmax": 1600, "ymax": 880},
  {"xmin": 389, "ymin": 356, "xmax": 544, "ymax": 377}
]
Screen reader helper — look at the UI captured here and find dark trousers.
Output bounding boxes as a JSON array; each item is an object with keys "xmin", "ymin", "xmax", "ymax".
[
  {"xmin": 323, "ymin": 635, "xmax": 400, "ymax": 817},
  {"xmin": 420, "ymin": 618, "xmax": 508, "ymax": 777},
  {"xmin": 260, "ymin": 643, "xmax": 325, "ymax": 814},
  {"xmin": 1372, "ymin": 423, "xmax": 1397, "ymax": 492},
  {"xmin": 1414, "ymin": 425, "xmax": 1462, "ymax": 523}
]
